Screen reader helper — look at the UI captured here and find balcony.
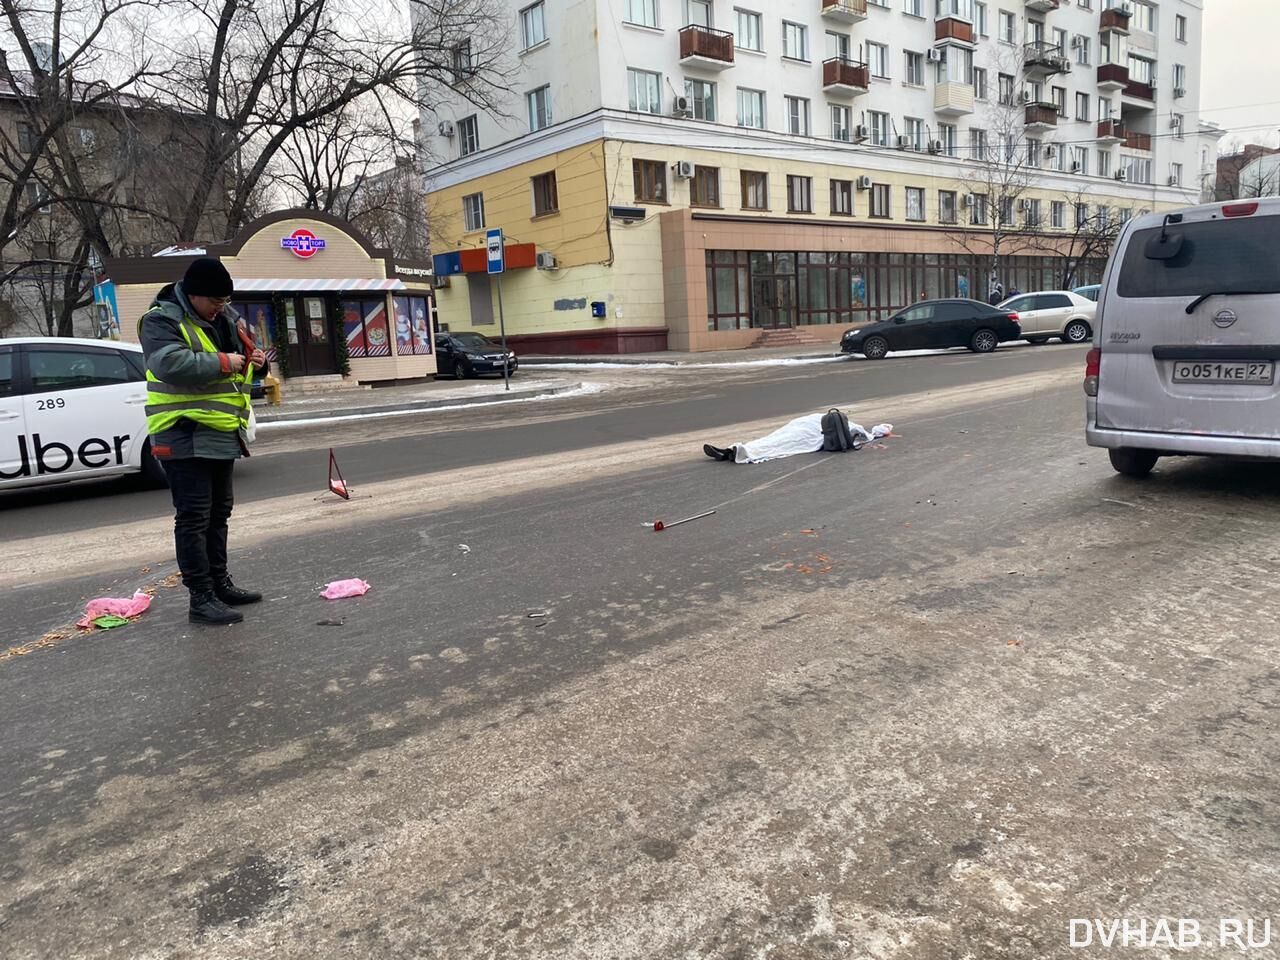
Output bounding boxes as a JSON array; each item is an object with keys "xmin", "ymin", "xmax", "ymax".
[
  {"xmin": 1024, "ymin": 102, "xmax": 1059, "ymax": 132},
  {"xmin": 678, "ymin": 24, "xmax": 734, "ymax": 70},
  {"xmin": 935, "ymin": 18, "xmax": 975, "ymax": 44},
  {"xmin": 821, "ymin": 0, "xmax": 868, "ymax": 23},
  {"xmin": 1100, "ymin": 6, "xmax": 1132, "ymax": 34},
  {"xmin": 1096, "ymin": 118, "xmax": 1127, "ymax": 143},
  {"xmin": 1097, "ymin": 62, "xmax": 1129, "ymax": 91},
  {"xmin": 1122, "ymin": 131, "xmax": 1152, "ymax": 151},
  {"xmin": 1025, "ymin": 0, "xmax": 1061, "ymax": 10},
  {"xmin": 1024, "ymin": 41, "xmax": 1068, "ymax": 78},
  {"xmin": 935, "ymin": 81, "xmax": 974, "ymax": 116},
  {"xmin": 822, "ymin": 57, "xmax": 870, "ymax": 96},
  {"xmin": 1122, "ymin": 77, "xmax": 1156, "ymax": 110}
]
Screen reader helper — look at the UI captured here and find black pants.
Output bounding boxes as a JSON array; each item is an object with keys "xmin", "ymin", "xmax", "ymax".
[{"xmin": 163, "ymin": 458, "xmax": 235, "ymax": 595}]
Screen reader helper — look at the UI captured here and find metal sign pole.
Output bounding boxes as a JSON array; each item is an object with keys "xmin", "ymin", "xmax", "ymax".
[{"xmin": 496, "ymin": 274, "xmax": 510, "ymax": 392}]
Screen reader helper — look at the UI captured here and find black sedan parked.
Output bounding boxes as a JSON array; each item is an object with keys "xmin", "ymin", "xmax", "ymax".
[
  {"xmin": 434, "ymin": 332, "xmax": 519, "ymax": 379},
  {"xmin": 840, "ymin": 299, "xmax": 1022, "ymax": 360}
]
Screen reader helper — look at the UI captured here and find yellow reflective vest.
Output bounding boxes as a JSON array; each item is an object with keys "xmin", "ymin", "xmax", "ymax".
[{"xmin": 141, "ymin": 317, "xmax": 252, "ymax": 436}]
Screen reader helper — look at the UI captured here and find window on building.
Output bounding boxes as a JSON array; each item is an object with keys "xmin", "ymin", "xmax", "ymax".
[
  {"xmin": 1053, "ymin": 27, "xmax": 1068, "ymax": 55},
  {"xmin": 831, "ymin": 104, "xmax": 852, "ymax": 142},
  {"xmin": 691, "ymin": 165, "xmax": 721, "ymax": 206},
  {"xmin": 998, "ymin": 196, "xmax": 1014, "ymax": 225},
  {"xmin": 905, "ymin": 117, "xmax": 924, "ymax": 151},
  {"xmin": 903, "ymin": 0, "xmax": 923, "ymax": 15},
  {"xmin": 1075, "ymin": 92, "xmax": 1090, "ymax": 120},
  {"xmin": 939, "ymin": 123, "xmax": 958, "ymax": 157},
  {"xmin": 1171, "ymin": 162, "xmax": 1183, "ymax": 187},
  {"xmin": 1175, "ymin": 13, "xmax": 1187, "ymax": 42},
  {"xmin": 831, "ymin": 179, "xmax": 854, "ymax": 216},
  {"xmin": 462, "ymin": 193, "xmax": 485, "ymax": 231},
  {"xmin": 1099, "ymin": 96, "xmax": 1112, "ymax": 120},
  {"xmin": 628, "ymin": 69, "xmax": 662, "ymax": 113},
  {"xmin": 451, "ymin": 40, "xmax": 474, "ymax": 79},
  {"xmin": 787, "ymin": 175, "xmax": 813, "ymax": 213},
  {"xmin": 936, "ymin": 0, "xmax": 975, "ymax": 17},
  {"xmin": 785, "ymin": 96, "xmax": 811, "ymax": 136},
  {"xmin": 1097, "ymin": 205, "xmax": 1110, "ymax": 229},
  {"xmin": 906, "ymin": 187, "xmax": 925, "ymax": 221},
  {"xmin": 1024, "ymin": 198, "xmax": 1041, "ymax": 228},
  {"xmin": 937, "ymin": 45, "xmax": 973, "ymax": 85},
  {"xmin": 782, "ymin": 21, "xmax": 809, "ymax": 60},
  {"xmin": 997, "ymin": 72, "xmax": 1015, "ymax": 105},
  {"xmin": 532, "ymin": 171, "xmax": 559, "ymax": 215},
  {"xmin": 870, "ymin": 183, "xmax": 891, "ymax": 218},
  {"xmin": 867, "ymin": 41, "xmax": 889, "ymax": 78},
  {"xmin": 341, "ymin": 299, "xmax": 392, "ymax": 358},
  {"xmin": 705, "ymin": 251, "xmax": 751, "ymax": 331},
  {"xmin": 905, "ymin": 51, "xmax": 925, "ymax": 85},
  {"xmin": 1075, "ymin": 35, "xmax": 1090, "ymax": 66},
  {"xmin": 735, "ymin": 8, "xmax": 762, "ymax": 50},
  {"xmin": 1096, "ymin": 149, "xmax": 1111, "ymax": 177},
  {"xmin": 869, "ymin": 110, "xmax": 890, "ymax": 146},
  {"xmin": 1171, "ymin": 112, "xmax": 1184, "ymax": 138},
  {"xmin": 969, "ymin": 127, "xmax": 988, "ymax": 160},
  {"xmin": 971, "ymin": 193, "xmax": 988, "ymax": 225},
  {"xmin": 1127, "ymin": 54, "xmax": 1154, "ymax": 85},
  {"xmin": 1051, "ymin": 200, "xmax": 1065, "ymax": 228},
  {"xmin": 1049, "ymin": 85, "xmax": 1070, "ymax": 116},
  {"xmin": 1126, "ymin": 156, "xmax": 1152, "ymax": 184},
  {"xmin": 392, "ymin": 296, "xmax": 434, "ymax": 354},
  {"xmin": 998, "ymin": 9, "xmax": 1016, "ymax": 43},
  {"xmin": 737, "ymin": 88, "xmax": 765, "ymax": 128},
  {"xmin": 633, "ymin": 159, "xmax": 668, "ymax": 203},
  {"xmin": 1130, "ymin": 0, "xmax": 1154, "ymax": 32},
  {"xmin": 687, "ymin": 0, "xmax": 712, "ymax": 26},
  {"xmin": 741, "ymin": 170, "xmax": 769, "ymax": 210},
  {"xmin": 1076, "ymin": 202, "xmax": 1089, "ymax": 228},
  {"xmin": 521, "ymin": 2, "xmax": 547, "ymax": 48},
  {"xmin": 458, "ymin": 115, "xmax": 479, "ymax": 156},
  {"xmin": 686, "ymin": 79, "xmax": 717, "ymax": 120},
  {"xmin": 1073, "ymin": 145, "xmax": 1089, "ymax": 175},
  {"xmin": 975, "ymin": 1, "xmax": 988, "ymax": 35},
  {"xmin": 1173, "ymin": 63, "xmax": 1187, "ymax": 94},
  {"xmin": 624, "ymin": 0, "xmax": 658, "ymax": 27},
  {"xmin": 527, "ymin": 85, "xmax": 553, "ymax": 131},
  {"xmin": 939, "ymin": 190, "xmax": 957, "ymax": 224},
  {"xmin": 972, "ymin": 67, "xmax": 988, "ymax": 100},
  {"xmin": 17, "ymin": 122, "xmax": 36, "ymax": 153},
  {"xmin": 1027, "ymin": 137, "xmax": 1041, "ymax": 167},
  {"xmin": 827, "ymin": 30, "xmax": 852, "ymax": 60}
]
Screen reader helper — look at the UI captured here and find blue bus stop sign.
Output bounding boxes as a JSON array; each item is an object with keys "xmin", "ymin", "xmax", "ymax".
[{"xmin": 486, "ymin": 229, "xmax": 505, "ymax": 275}]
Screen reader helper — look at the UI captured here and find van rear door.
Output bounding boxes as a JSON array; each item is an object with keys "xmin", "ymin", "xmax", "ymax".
[{"xmin": 1096, "ymin": 200, "xmax": 1280, "ymax": 440}]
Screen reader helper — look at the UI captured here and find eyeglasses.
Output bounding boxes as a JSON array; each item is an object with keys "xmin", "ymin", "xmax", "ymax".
[{"xmin": 208, "ymin": 297, "xmax": 232, "ymax": 309}]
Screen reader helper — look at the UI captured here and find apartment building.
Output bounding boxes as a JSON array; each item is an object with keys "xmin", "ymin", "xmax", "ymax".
[{"xmin": 424, "ymin": 0, "xmax": 1211, "ymax": 352}]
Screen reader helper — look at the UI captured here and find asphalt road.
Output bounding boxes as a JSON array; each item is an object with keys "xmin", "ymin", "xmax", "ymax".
[{"xmin": 4, "ymin": 343, "xmax": 1280, "ymax": 959}]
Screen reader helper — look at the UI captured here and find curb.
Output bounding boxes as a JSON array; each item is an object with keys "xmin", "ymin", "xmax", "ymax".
[
  {"xmin": 255, "ymin": 383, "xmax": 580, "ymax": 424},
  {"xmin": 520, "ymin": 352, "xmax": 841, "ymax": 367}
]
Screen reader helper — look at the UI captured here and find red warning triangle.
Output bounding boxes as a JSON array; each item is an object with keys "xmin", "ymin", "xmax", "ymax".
[{"xmin": 328, "ymin": 448, "xmax": 350, "ymax": 500}]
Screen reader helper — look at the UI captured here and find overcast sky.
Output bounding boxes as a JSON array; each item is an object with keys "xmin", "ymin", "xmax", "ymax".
[{"xmin": 1201, "ymin": 0, "xmax": 1280, "ymax": 149}]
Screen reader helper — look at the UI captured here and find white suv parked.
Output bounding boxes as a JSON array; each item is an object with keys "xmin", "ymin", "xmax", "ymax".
[
  {"xmin": 0, "ymin": 338, "xmax": 165, "ymax": 491},
  {"xmin": 1086, "ymin": 198, "xmax": 1280, "ymax": 477},
  {"xmin": 999, "ymin": 291, "xmax": 1096, "ymax": 344}
]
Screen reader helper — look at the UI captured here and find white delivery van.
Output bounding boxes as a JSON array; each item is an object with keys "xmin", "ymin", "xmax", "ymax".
[
  {"xmin": 0, "ymin": 338, "xmax": 166, "ymax": 491},
  {"xmin": 1086, "ymin": 198, "xmax": 1280, "ymax": 477}
]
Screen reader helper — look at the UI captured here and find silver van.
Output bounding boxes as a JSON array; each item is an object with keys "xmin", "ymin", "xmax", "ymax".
[{"xmin": 1086, "ymin": 198, "xmax": 1280, "ymax": 477}]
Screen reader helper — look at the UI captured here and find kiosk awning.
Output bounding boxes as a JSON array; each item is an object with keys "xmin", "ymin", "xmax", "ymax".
[{"xmin": 231, "ymin": 278, "xmax": 408, "ymax": 293}]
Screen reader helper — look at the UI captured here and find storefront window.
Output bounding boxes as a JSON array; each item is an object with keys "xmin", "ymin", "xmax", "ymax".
[
  {"xmin": 392, "ymin": 295, "xmax": 434, "ymax": 355},
  {"xmin": 341, "ymin": 298, "xmax": 391, "ymax": 357},
  {"xmin": 234, "ymin": 300, "xmax": 276, "ymax": 364},
  {"xmin": 705, "ymin": 250, "xmax": 750, "ymax": 330}
]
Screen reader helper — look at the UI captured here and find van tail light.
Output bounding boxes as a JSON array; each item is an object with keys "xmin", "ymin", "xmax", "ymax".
[
  {"xmin": 1223, "ymin": 202, "xmax": 1259, "ymax": 218},
  {"xmin": 1084, "ymin": 347, "xmax": 1101, "ymax": 397},
  {"xmin": 1007, "ymin": 312, "xmax": 1020, "ymax": 325}
]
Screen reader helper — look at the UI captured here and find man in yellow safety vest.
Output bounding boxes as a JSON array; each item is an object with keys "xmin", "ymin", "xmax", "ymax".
[{"xmin": 138, "ymin": 257, "xmax": 267, "ymax": 625}]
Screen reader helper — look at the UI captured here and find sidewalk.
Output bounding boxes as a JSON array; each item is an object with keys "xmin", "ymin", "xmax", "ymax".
[
  {"xmin": 520, "ymin": 342, "xmax": 843, "ymax": 366},
  {"xmin": 254, "ymin": 375, "xmax": 583, "ymax": 425}
]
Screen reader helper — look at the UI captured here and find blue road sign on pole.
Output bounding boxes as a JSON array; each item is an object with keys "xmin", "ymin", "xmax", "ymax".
[{"xmin": 486, "ymin": 228, "xmax": 505, "ymax": 275}]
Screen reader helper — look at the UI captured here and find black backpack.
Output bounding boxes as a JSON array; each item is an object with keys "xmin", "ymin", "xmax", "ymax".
[{"xmin": 820, "ymin": 409, "xmax": 858, "ymax": 452}]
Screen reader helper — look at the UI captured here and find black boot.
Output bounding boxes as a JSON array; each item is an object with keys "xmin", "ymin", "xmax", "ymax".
[
  {"xmin": 215, "ymin": 577, "xmax": 263, "ymax": 606},
  {"xmin": 703, "ymin": 444, "xmax": 729, "ymax": 461},
  {"xmin": 190, "ymin": 591, "xmax": 244, "ymax": 625}
]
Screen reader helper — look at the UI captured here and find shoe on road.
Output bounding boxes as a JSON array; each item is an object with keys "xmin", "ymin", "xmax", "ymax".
[
  {"xmin": 215, "ymin": 579, "xmax": 263, "ymax": 606},
  {"xmin": 190, "ymin": 592, "xmax": 244, "ymax": 626}
]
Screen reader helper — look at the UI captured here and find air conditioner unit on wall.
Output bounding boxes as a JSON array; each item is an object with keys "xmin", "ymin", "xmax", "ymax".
[
  {"xmin": 962, "ymin": 193, "xmax": 975, "ymax": 207},
  {"xmin": 673, "ymin": 160, "xmax": 695, "ymax": 179},
  {"xmin": 895, "ymin": 135, "xmax": 911, "ymax": 149},
  {"xmin": 853, "ymin": 124, "xmax": 869, "ymax": 141},
  {"xmin": 1115, "ymin": 169, "xmax": 1128, "ymax": 182},
  {"xmin": 671, "ymin": 95, "xmax": 691, "ymax": 117},
  {"xmin": 437, "ymin": 121, "xmax": 455, "ymax": 138},
  {"xmin": 928, "ymin": 139, "xmax": 943, "ymax": 154},
  {"xmin": 1071, "ymin": 161, "xmax": 1082, "ymax": 172},
  {"xmin": 1168, "ymin": 175, "xmax": 1179, "ymax": 185},
  {"xmin": 856, "ymin": 175, "xmax": 872, "ymax": 190},
  {"xmin": 1071, "ymin": 35, "xmax": 1085, "ymax": 49},
  {"xmin": 1173, "ymin": 87, "xmax": 1186, "ymax": 99},
  {"xmin": 926, "ymin": 48, "xmax": 942, "ymax": 63},
  {"xmin": 536, "ymin": 251, "xmax": 558, "ymax": 270}
]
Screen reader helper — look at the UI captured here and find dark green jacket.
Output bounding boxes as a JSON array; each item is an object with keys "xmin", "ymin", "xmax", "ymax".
[{"xmin": 138, "ymin": 282, "xmax": 248, "ymax": 460}]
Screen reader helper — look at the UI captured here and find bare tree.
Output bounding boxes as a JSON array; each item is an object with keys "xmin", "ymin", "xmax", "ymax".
[{"xmin": 1027, "ymin": 189, "xmax": 1122, "ymax": 289}]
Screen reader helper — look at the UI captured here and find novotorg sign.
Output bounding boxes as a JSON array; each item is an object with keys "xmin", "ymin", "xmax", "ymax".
[{"xmin": 281, "ymin": 229, "xmax": 327, "ymax": 259}]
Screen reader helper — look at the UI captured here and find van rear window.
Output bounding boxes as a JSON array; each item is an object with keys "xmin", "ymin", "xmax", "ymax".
[{"xmin": 1117, "ymin": 216, "xmax": 1280, "ymax": 299}]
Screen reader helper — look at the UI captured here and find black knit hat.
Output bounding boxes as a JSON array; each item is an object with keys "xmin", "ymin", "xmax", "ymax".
[{"xmin": 182, "ymin": 257, "xmax": 234, "ymax": 298}]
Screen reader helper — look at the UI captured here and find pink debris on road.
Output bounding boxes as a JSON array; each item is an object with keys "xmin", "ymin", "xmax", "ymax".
[
  {"xmin": 77, "ymin": 591, "xmax": 152, "ymax": 629},
  {"xmin": 321, "ymin": 579, "xmax": 371, "ymax": 600}
]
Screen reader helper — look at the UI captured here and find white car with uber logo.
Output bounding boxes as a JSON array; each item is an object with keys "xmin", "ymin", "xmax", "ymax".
[{"xmin": 0, "ymin": 337, "xmax": 166, "ymax": 491}]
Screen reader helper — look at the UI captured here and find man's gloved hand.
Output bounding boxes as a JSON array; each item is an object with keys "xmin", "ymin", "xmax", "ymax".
[
  {"xmin": 249, "ymin": 349, "xmax": 267, "ymax": 368},
  {"xmin": 226, "ymin": 353, "xmax": 247, "ymax": 374}
]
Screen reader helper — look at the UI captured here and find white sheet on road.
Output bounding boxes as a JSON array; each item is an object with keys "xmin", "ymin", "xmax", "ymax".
[{"xmin": 732, "ymin": 414, "xmax": 893, "ymax": 464}]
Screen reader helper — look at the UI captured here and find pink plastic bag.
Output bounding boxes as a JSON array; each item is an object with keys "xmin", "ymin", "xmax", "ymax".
[
  {"xmin": 321, "ymin": 578, "xmax": 371, "ymax": 600},
  {"xmin": 77, "ymin": 591, "xmax": 152, "ymax": 628}
]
